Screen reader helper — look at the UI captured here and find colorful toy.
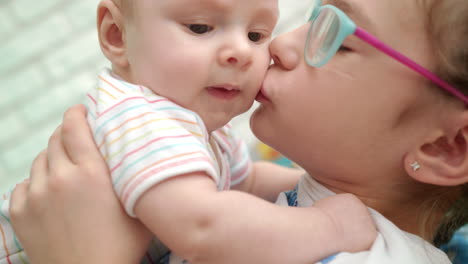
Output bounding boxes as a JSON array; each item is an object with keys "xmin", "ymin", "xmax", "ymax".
[{"xmin": 255, "ymin": 142, "xmax": 296, "ymax": 168}]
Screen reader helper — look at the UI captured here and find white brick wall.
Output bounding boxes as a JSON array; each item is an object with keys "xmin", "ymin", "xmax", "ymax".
[{"xmin": 0, "ymin": 0, "xmax": 107, "ymax": 192}]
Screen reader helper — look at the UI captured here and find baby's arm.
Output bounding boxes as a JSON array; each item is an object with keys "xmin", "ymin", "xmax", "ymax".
[
  {"xmin": 233, "ymin": 161, "xmax": 303, "ymax": 201},
  {"xmin": 135, "ymin": 172, "xmax": 376, "ymax": 264},
  {"xmin": 238, "ymin": 161, "xmax": 377, "ymax": 256}
]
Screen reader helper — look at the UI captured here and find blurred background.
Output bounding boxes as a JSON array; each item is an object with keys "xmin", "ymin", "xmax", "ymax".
[
  {"xmin": 0, "ymin": 0, "xmax": 313, "ymax": 193},
  {"xmin": 0, "ymin": 0, "xmax": 108, "ymax": 191}
]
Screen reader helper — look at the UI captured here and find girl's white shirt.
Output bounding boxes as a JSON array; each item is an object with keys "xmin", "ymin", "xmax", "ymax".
[{"xmin": 276, "ymin": 174, "xmax": 452, "ymax": 264}]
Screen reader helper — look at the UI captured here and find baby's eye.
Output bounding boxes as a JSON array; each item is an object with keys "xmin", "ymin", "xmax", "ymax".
[
  {"xmin": 248, "ymin": 32, "xmax": 263, "ymax": 42},
  {"xmin": 187, "ymin": 24, "xmax": 213, "ymax": 34}
]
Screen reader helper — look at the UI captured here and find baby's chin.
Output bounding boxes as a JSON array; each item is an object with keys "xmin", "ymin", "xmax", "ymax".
[{"xmin": 200, "ymin": 112, "xmax": 236, "ymax": 133}]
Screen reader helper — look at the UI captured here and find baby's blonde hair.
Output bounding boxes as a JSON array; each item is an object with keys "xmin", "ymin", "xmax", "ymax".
[{"xmin": 418, "ymin": 0, "xmax": 468, "ymax": 246}]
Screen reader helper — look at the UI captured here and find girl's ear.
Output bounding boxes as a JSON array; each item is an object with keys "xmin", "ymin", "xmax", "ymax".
[
  {"xmin": 404, "ymin": 111, "xmax": 468, "ymax": 186},
  {"xmin": 97, "ymin": 0, "xmax": 128, "ymax": 68}
]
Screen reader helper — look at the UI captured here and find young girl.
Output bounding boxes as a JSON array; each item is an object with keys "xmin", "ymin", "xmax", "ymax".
[{"xmin": 8, "ymin": 0, "xmax": 468, "ymax": 263}]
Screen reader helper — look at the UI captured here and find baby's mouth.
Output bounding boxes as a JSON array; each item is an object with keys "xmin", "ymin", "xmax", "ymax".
[{"xmin": 207, "ymin": 85, "xmax": 240, "ymax": 100}]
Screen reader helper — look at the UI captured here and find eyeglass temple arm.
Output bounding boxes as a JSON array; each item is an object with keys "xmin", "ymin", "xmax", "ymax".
[{"xmin": 354, "ymin": 27, "xmax": 468, "ymax": 104}]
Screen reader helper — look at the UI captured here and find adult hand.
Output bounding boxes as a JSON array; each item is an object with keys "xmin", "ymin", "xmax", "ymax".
[{"xmin": 10, "ymin": 105, "xmax": 152, "ymax": 264}]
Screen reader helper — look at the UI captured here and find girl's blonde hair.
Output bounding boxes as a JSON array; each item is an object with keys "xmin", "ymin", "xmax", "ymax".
[
  {"xmin": 421, "ymin": 0, "xmax": 468, "ymax": 246},
  {"xmin": 427, "ymin": 0, "xmax": 468, "ymax": 94}
]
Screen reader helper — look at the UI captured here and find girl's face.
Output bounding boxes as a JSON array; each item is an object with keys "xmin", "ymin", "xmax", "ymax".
[{"xmin": 251, "ymin": 0, "xmax": 447, "ymax": 188}]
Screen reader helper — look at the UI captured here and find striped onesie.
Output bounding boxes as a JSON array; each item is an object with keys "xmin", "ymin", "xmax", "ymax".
[{"xmin": 0, "ymin": 68, "xmax": 252, "ymax": 264}]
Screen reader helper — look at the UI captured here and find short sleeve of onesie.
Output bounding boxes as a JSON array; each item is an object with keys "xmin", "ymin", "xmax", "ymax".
[
  {"xmin": 212, "ymin": 125, "xmax": 252, "ymax": 187},
  {"xmin": 85, "ymin": 70, "xmax": 218, "ymax": 217}
]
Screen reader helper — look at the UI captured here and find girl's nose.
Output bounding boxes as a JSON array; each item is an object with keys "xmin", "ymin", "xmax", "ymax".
[
  {"xmin": 269, "ymin": 24, "xmax": 309, "ymax": 70},
  {"xmin": 218, "ymin": 34, "xmax": 253, "ymax": 70}
]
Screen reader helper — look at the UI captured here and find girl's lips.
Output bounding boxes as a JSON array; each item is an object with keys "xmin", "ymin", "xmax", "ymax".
[{"xmin": 255, "ymin": 86, "xmax": 270, "ymax": 103}]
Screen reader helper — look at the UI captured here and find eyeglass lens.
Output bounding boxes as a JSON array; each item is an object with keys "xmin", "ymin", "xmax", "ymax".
[{"xmin": 306, "ymin": 8, "xmax": 341, "ymax": 65}]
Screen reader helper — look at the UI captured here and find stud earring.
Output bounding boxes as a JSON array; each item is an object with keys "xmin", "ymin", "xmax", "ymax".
[{"xmin": 410, "ymin": 161, "xmax": 421, "ymax": 172}]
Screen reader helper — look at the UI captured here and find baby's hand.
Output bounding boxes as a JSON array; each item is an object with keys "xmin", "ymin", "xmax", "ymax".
[{"xmin": 314, "ymin": 193, "xmax": 377, "ymax": 253}]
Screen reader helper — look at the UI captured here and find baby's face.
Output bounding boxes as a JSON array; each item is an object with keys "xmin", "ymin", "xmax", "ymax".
[{"xmin": 122, "ymin": 0, "xmax": 278, "ymax": 132}]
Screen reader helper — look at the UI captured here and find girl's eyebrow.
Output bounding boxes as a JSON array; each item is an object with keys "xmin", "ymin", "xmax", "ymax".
[{"xmin": 327, "ymin": 0, "xmax": 375, "ymax": 34}]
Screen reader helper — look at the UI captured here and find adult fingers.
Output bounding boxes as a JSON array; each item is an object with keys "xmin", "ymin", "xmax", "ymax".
[
  {"xmin": 9, "ymin": 179, "xmax": 30, "ymax": 220},
  {"xmin": 61, "ymin": 104, "xmax": 102, "ymax": 165},
  {"xmin": 47, "ymin": 125, "xmax": 70, "ymax": 171},
  {"xmin": 28, "ymin": 149, "xmax": 49, "ymax": 196}
]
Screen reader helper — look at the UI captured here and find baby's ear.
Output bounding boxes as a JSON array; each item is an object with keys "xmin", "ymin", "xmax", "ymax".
[
  {"xmin": 97, "ymin": 0, "xmax": 128, "ymax": 68},
  {"xmin": 404, "ymin": 111, "xmax": 468, "ymax": 186}
]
